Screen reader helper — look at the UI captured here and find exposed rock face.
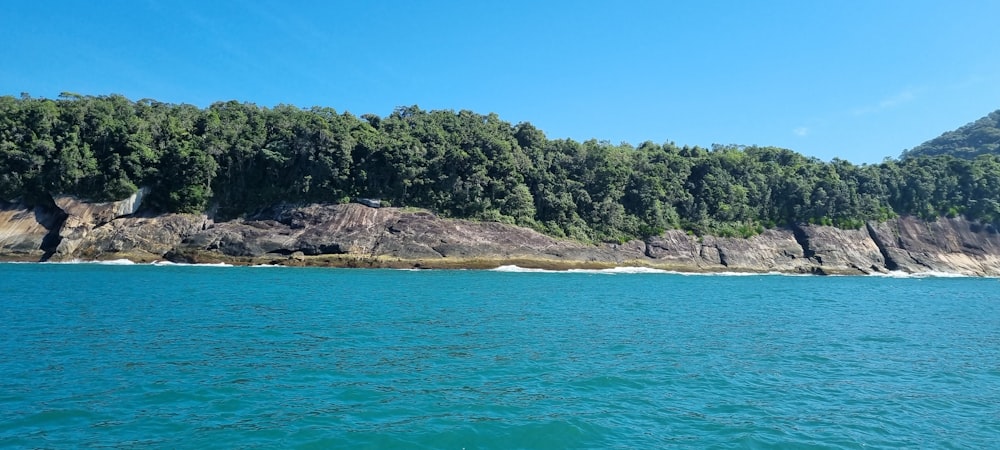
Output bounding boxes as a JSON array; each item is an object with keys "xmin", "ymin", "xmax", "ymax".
[
  {"xmin": 703, "ymin": 230, "xmax": 813, "ymax": 273},
  {"xmin": 4, "ymin": 196, "xmax": 1000, "ymax": 275},
  {"xmin": 177, "ymin": 204, "xmax": 606, "ymax": 261},
  {"xmin": 643, "ymin": 227, "xmax": 877, "ymax": 274},
  {"xmin": 51, "ymin": 188, "xmax": 150, "ymax": 258},
  {"xmin": 868, "ymin": 217, "xmax": 1000, "ymax": 276},
  {"xmin": 791, "ymin": 224, "xmax": 887, "ymax": 274},
  {"xmin": 73, "ymin": 214, "xmax": 210, "ymax": 261},
  {"xmin": 645, "ymin": 230, "xmax": 703, "ymax": 264},
  {"xmin": 0, "ymin": 202, "xmax": 65, "ymax": 260}
]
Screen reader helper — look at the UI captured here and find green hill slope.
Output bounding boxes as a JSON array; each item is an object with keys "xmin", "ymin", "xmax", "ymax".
[{"xmin": 903, "ymin": 110, "xmax": 1000, "ymax": 159}]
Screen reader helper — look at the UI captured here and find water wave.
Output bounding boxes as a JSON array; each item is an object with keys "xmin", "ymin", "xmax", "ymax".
[
  {"xmin": 146, "ymin": 260, "xmax": 232, "ymax": 267},
  {"xmin": 2, "ymin": 263, "xmax": 998, "ymax": 448},
  {"xmin": 567, "ymin": 266, "xmax": 673, "ymax": 274},
  {"xmin": 869, "ymin": 270, "xmax": 972, "ymax": 278},
  {"xmin": 40, "ymin": 259, "xmax": 236, "ymax": 267},
  {"xmin": 673, "ymin": 270, "xmax": 807, "ymax": 277},
  {"xmin": 154, "ymin": 261, "xmax": 234, "ymax": 268},
  {"xmin": 43, "ymin": 258, "xmax": 136, "ymax": 265},
  {"xmin": 492, "ymin": 265, "xmax": 678, "ymax": 274},
  {"xmin": 492, "ymin": 265, "xmax": 809, "ymax": 276},
  {"xmin": 491, "ymin": 265, "xmax": 557, "ymax": 273}
]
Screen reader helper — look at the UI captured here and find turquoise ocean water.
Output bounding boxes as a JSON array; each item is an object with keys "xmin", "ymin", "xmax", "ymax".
[{"xmin": 1, "ymin": 262, "xmax": 999, "ymax": 449}]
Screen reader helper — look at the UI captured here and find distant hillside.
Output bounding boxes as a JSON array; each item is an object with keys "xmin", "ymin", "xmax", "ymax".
[{"xmin": 903, "ymin": 110, "xmax": 1000, "ymax": 159}]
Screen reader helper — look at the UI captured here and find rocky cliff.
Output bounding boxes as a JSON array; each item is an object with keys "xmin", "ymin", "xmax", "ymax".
[
  {"xmin": 3, "ymin": 195, "xmax": 1000, "ymax": 275},
  {"xmin": 0, "ymin": 201, "xmax": 65, "ymax": 261}
]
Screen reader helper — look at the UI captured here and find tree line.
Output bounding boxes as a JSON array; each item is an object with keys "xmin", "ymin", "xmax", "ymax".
[
  {"xmin": 903, "ymin": 110, "xmax": 1000, "ymax": 160},
  {"xmin": 2, "ymin": 93, "xmax": 999, "ymax": 242}
]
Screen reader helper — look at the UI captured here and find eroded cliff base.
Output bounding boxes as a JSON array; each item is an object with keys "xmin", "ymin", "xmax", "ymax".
[{"xmin": 3, "ymin": 198, "xmax": 1000, "ymax": 275}]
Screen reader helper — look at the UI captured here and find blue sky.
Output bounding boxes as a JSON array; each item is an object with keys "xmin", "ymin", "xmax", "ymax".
[{"xmin": 3, "ymin": 1, "xmax": 999, "ymax": 164}]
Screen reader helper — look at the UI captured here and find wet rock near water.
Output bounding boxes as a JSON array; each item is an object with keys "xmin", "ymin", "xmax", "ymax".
[{"xmin": 4, "ymin": 196, "xmax": 1000, "ymax": 275}]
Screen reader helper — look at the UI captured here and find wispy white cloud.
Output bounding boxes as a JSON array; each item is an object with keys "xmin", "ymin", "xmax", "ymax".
[
  {"xmin": 793, "ymin": 126, "xmax": 809, "ymax": 137},
  {"xmin": 853, "ymin": 87, "xmax": 923, "ymax": 116},
  {"xmin": 877, "ymin": 90, "xmax": 916, "ymax": 109}
]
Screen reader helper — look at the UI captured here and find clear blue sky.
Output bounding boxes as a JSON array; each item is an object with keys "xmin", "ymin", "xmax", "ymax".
[{"xmin": 4, "ymin": 1, "xmax": 1000, "ymax": 164}]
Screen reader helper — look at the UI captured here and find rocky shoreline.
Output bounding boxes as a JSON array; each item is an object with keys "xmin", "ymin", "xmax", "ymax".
[{"xmin": 3, "ymin": 193, "xmax": 1000, "ymax": 276}]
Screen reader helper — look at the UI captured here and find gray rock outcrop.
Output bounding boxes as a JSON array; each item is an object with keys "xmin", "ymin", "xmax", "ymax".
[
  {"xmin": 52, "ymin": 188, "xmax": 149, "ymax": 257},
  {"xmin": 791, "ymin": 224, "xmax": 887, "ymax": 274},
  {"xmin": 4, "ymin": 195, "xmax": 1000, "ymax": 275},
  {"xmin": 868, "ymin": 217, "xmax": 1000, "ymax": 276},
  {"xmin": 0, "ymin": 202, "xmax": 65, "ymax": 260}
]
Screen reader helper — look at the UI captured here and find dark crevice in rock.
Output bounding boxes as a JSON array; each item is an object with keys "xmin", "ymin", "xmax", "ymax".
[
  {"xmin": 642, "ymin": 239, "xmax": 655, "ymax": 259},
  {"xmin": 968, "ymin": 221, "xmax": 998, "ymax": 234},
  {"xmin": 865, "ymin": 221, "xmax": 899, "ymax": 271},
  {"xmin": 911, "ymin": 253, "xmax": 937, "ymax": 272},
  {"xmin": 163, "ymin": 249, "xmax": 196, "ymax": 264},
  {"xmin": 848, "ymin": 263, "xmax": 868, "ymax": 275},
  {"xmin": 427, "ymin": 245, "xmax": 448, "ymax": 258},
  {"xmin": 37, "ymin": 196, "xmax": 69, "ymax": 262},
  {"xmin": 39, "ymin": 232, "xmax": 63, "ymax": 262},
  {"xmin": 790, "ymin": 224, "xmax": 816, "ymax": 260},
  {"xmin": 696, "ymin": 243, "xmax": 722, "ymax": 266},
  {"xmin": 370, "ymin": 218, "xmax": 401, "ymax": 257},
  {"xmin": 317, "ymin": 244, "xmax": 346, "ymax": 255},
  {"xmin": 716, "ymin": 246, "xmax": 729, "ymax": 267},
  {"xmin": 272, "ymin": 244, "xmax": 346, "ymax": 256}
]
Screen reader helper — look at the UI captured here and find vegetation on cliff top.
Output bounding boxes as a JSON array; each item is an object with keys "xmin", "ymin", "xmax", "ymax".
[
  {"xmin": 2, "ymin": 93, "xmax": 999, "ymax": 242},
  {"xmin": 903, "ymin": 110, "xmax": 1000, "ymax": 160}
]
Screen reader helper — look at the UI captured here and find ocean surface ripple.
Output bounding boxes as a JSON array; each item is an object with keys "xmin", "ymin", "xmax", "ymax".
[{"xmin": 1, "ymin": 264, "xmax": 998, "ymax": 448}]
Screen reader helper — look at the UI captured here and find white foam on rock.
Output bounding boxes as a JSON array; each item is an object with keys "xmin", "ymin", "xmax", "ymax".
[
  {"xmin": 869, "ymin": 270, "xmax": 971, "ymax": 278},
  {"xmin": 41, "ymin": 259, "xmax": 235, "ymax": 267},
  {"xmin": 491, "ymin": 266, "xmax": 816, "ymax": 276},
  {"xmin": 44, "ymin": 258, "xmax": 136, "ymax": 265},
  {"xmin": 567, "ymin": 267, "xmax": 673, "ymax": 275},
  {"xmin": 491, "ymin": 265, "xmax": 555, "ymax": 273}
]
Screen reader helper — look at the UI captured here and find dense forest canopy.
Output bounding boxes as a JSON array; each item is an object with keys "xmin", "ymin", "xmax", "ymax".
[
  {"xmin": 2, "ymin": 93, "xmax": 1000, "ymax": 242},
  {"xmin": 903, "ymin": 110, "xmax": 1000, "ymax": 159}
]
